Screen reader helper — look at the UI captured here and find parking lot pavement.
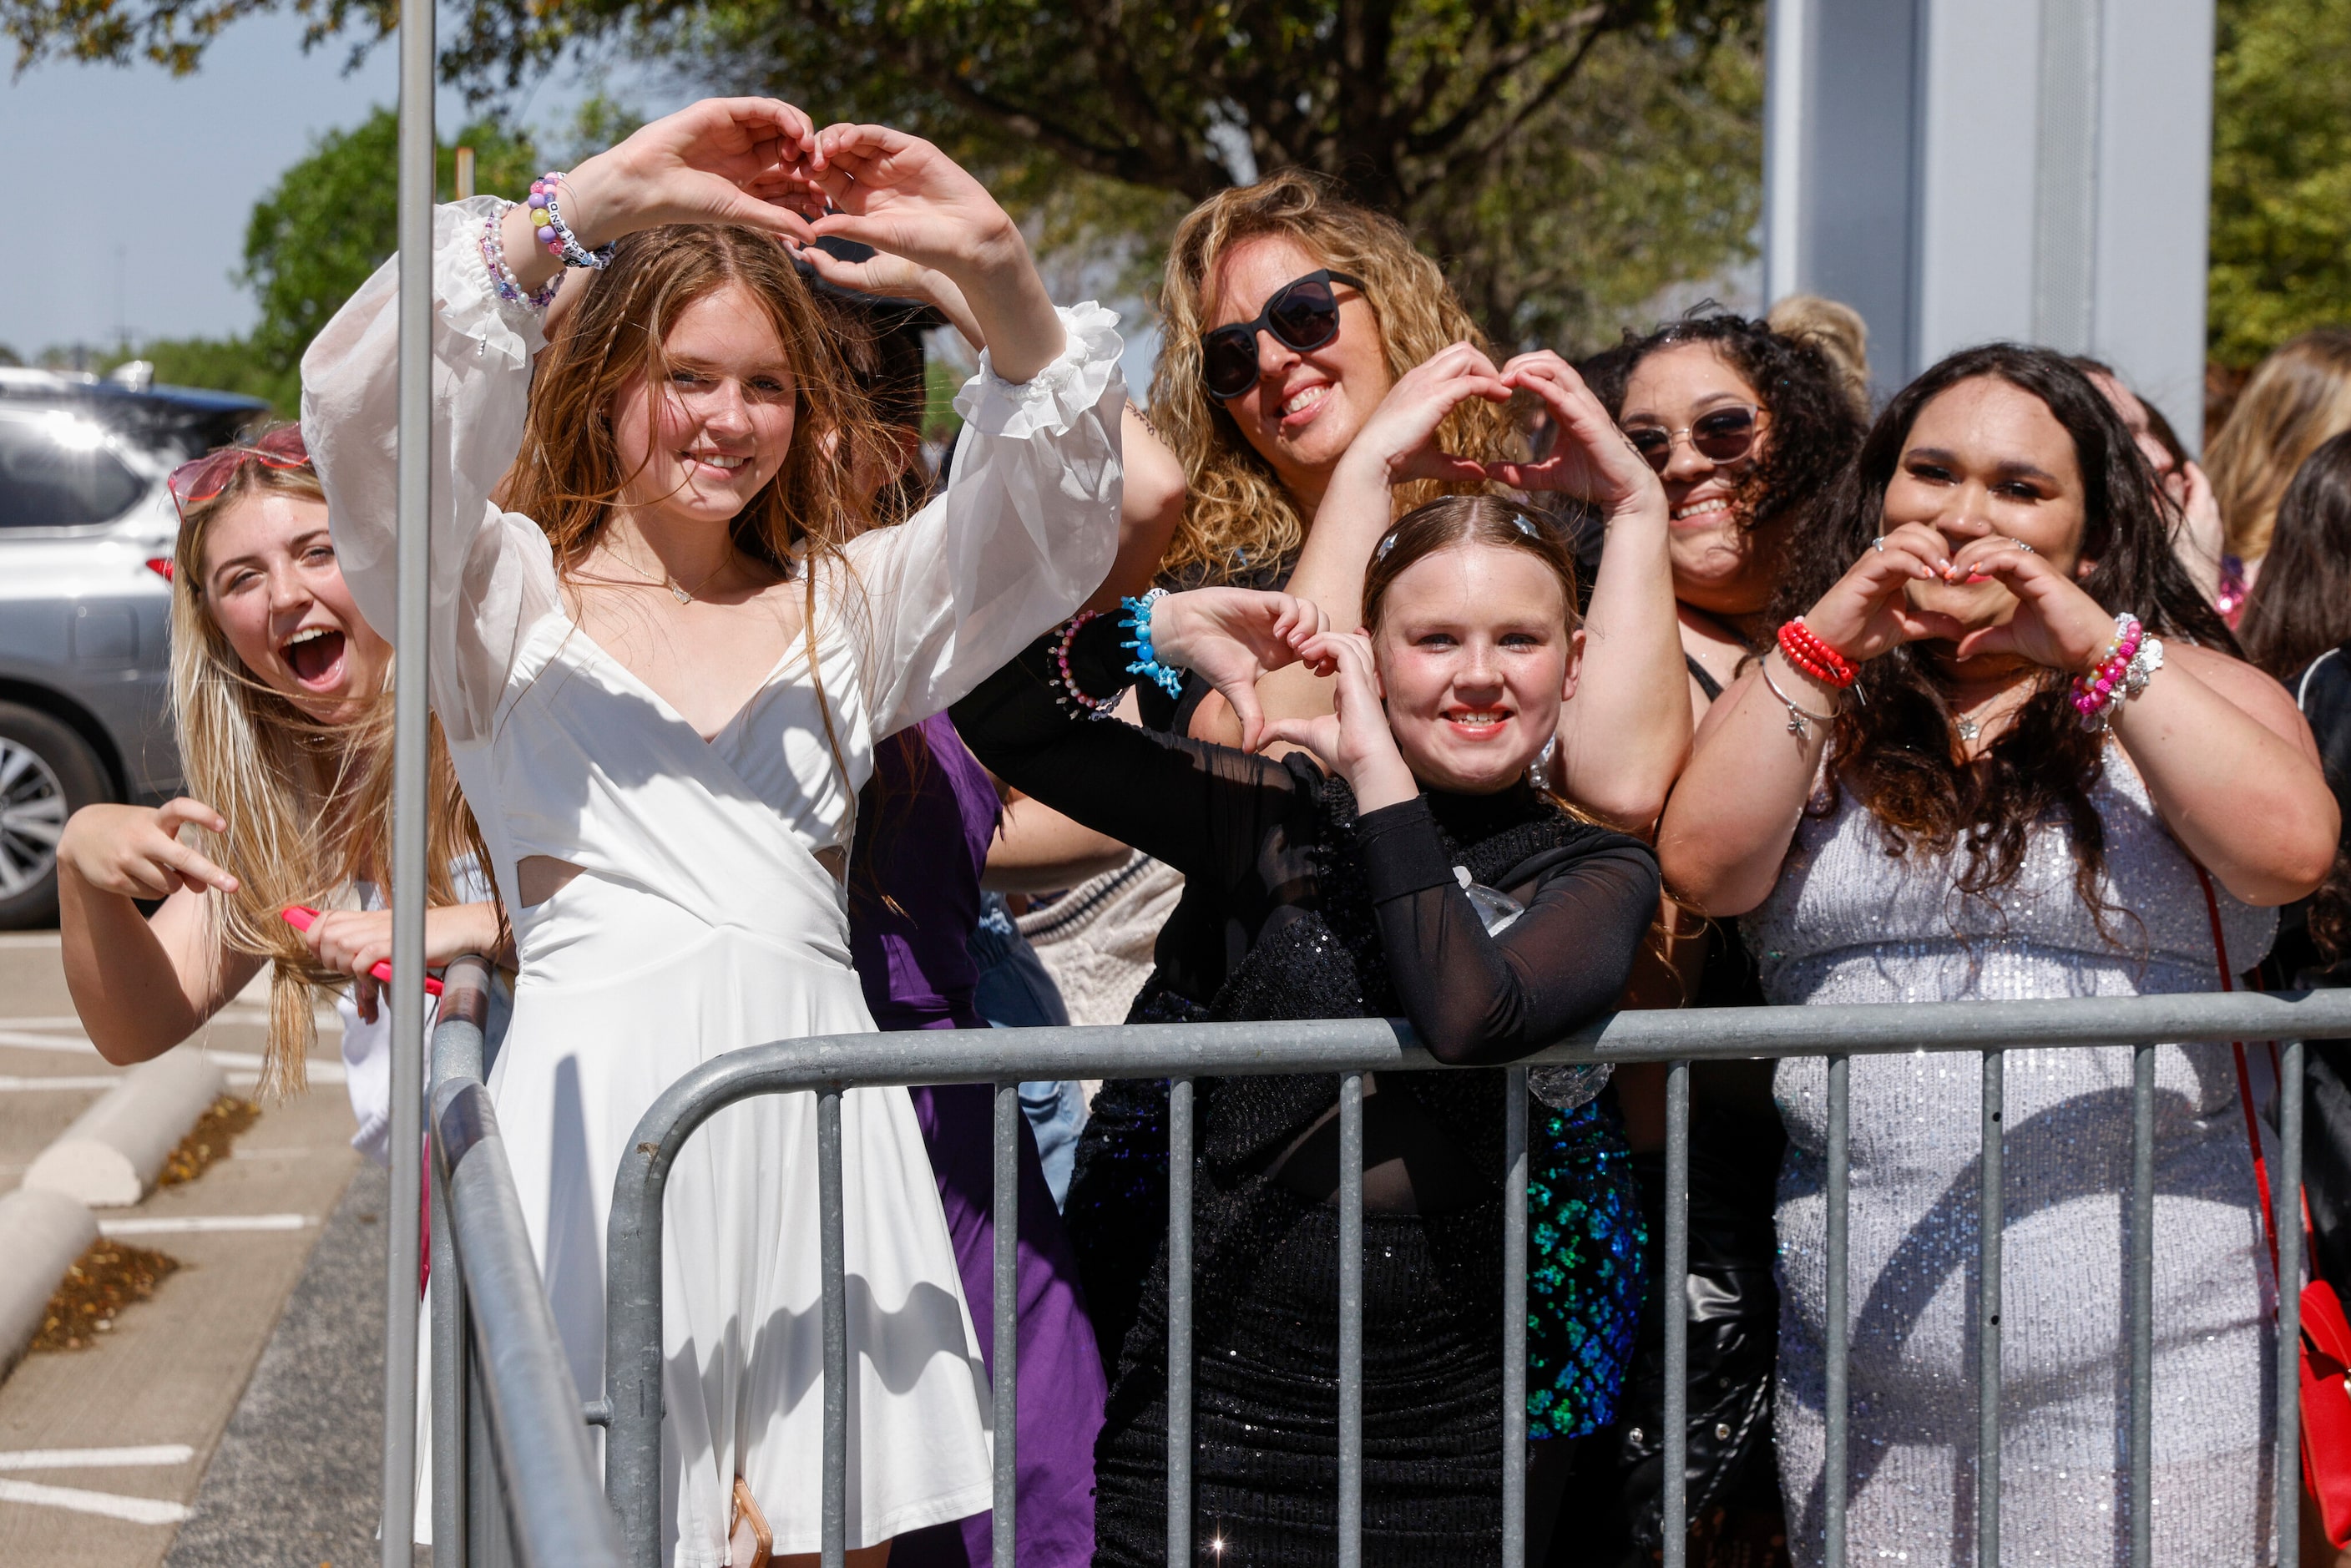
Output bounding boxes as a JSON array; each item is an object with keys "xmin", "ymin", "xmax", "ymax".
[{"xmin": 0, "ymin": 931, "xmax": 387, "ymax": 1568}]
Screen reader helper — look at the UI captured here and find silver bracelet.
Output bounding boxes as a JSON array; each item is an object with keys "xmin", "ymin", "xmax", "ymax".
[{"xmin": 1762, "ymin": 658, "xmax": 1839, "ymax": 739}]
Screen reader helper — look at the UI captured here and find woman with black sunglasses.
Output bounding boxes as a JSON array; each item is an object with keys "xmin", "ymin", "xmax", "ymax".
[{"xmin": 1142, "ymin": 170, "xmax": 1690, "ymax": 832}]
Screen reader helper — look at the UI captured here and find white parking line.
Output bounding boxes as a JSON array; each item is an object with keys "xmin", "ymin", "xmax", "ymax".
[
  {"xmin": 0, "ymin": 1075, "xmax": 121, "ymax": 1091},
  {"xmin": 98, "ymin": 1214, "xmax": 311, "ymax": 1236},
  {"xmin": 0, "ymin": 1444, "xmax": 195, "ymax": 1470},
  {"xmin": 0, "ymin": 1477, "xmax": 190, "ymax": 1525},
  {"xmin": 0, "ymin": 1034, "xmax": 347, "ymax": 1083}
]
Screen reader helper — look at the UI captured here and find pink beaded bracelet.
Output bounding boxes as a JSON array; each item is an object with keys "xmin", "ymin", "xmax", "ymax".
[{"xmin": 1049, "ymin": 611, "xmax": 1119, "ymax": 719}]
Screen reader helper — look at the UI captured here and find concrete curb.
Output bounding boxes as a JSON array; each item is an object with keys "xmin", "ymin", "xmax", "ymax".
[
  {"xmin": 23, "ymin": 1050, "xmax": 228, "ymax": 1207},
  {"xmin": 0, "ymin": 1187, "xmax": 99, "ymax": 1377}
]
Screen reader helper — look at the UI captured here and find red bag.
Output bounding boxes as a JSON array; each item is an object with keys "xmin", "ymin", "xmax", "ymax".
[{"xmin": 2196, "ymin": 865, "xmax": 2351, "ymax": 1547}]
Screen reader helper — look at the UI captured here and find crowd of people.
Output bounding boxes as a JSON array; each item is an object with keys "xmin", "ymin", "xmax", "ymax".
[{"xmin": 47, "ymin": 94, "xmax": 2351, "ymax": 1567}]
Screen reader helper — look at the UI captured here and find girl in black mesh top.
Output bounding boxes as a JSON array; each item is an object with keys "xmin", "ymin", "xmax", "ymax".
[{"xmin": 953, "ymin": 494, "xmax": 1662, "ymax": 1565}]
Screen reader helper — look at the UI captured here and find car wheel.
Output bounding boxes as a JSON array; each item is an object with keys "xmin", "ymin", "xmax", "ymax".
[{"xmin": 0, "ymin": 702, "xmax": 112, "ymax": 929}]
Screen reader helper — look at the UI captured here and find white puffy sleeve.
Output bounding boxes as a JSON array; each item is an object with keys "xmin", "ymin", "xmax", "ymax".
[
  {"xmin": 839, "ymin": 301, "xmax": 1125, "ymax": 738},
  {"xmin": 300, "ymin": 197, "xmax": 562, "ymax": 744}
]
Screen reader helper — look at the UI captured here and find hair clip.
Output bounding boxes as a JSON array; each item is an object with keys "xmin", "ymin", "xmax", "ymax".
[
  {"xmin": 1510, "ymin": 513, "xmax": 1541, "ymax": 539},
  {"xmin": 1375, "ymin": 531, "xmax": 1400, "ymax": 560}
]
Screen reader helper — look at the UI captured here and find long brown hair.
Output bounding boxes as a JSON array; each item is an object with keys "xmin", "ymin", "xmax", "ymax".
[
  {"xmin": 171, "ymin": 448, "xmax": 484, "ymax": 1095},
  {"xmin": 1150, "ymin": 172, "xmax": 1514, "ymax": 587},
  {"xmin": 1769, "ymin": 346, "xmax": 2236, "ymax": 942},
  {"xmin": 2240, "ymin": 430, "xmax": 2351, "ymax": 682},
  {"xmin": 1361, "ymin": 493, "xmax": 1580, "ymax": 639},
  {"xmin": 2206, "ymin": 327, "xmax": 2351, "ymax": 563},
  {"xmin": 502, "ymin": 224, "xmax": 893, "ymax": 792}
]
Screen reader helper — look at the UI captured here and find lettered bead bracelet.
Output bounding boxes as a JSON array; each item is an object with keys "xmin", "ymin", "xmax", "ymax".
[{"xmin": 528, "ymin": 173, "xmax": 617, "ymax": 271}]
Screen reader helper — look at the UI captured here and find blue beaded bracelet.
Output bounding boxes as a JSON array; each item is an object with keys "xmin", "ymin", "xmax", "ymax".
[{"xmin": 1119, "ymin": 589, "xmax": 1186, "ymax": 699}]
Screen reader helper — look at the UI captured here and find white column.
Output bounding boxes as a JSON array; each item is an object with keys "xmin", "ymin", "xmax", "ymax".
[{"xmin": 1762, "ymin": 0, "xmax": 2216, "ymax": 446}]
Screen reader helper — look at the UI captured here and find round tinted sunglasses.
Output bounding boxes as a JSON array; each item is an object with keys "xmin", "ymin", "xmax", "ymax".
[
  {"xmin": 168, "ymin": 426, "xmax": 312, "ymax": 518},
  {"xmin": 1200, "ymin": 270, "xmax": 1366, "ymax": 402},
  {"xmin": 1621, "ymin": 404, "xmax": 1763, "ymax": 473}
]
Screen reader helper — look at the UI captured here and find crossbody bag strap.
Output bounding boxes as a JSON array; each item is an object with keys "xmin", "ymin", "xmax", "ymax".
[{"xmin": 2193, "ymin": 860, "xmax": 2287, "ymax": 1278}]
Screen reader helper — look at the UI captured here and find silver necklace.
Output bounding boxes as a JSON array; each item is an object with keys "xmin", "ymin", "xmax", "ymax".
[{"xmin": 1956, "ymin": 716, "xmax": 1979, "ymax": 741}]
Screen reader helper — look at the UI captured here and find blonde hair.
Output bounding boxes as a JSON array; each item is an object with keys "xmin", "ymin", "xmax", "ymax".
[
  {"xmin": 1148, "ymin": 171, "xmax": 1514, "ymax": 585},
  {"xmin": 171, "ymin": 454, "xmax": 483, "ymax": 1096},
  {"xmin": 501, "ymin": 225, "xmax": 890, "ymax": 786},
  {"xmin": 2206, "ymin": 327, "xmax": 2351, "ymax": 561},
  {"xmin": 1766, "ymin": 294, "xmax": 1872, "ymax": 422}
]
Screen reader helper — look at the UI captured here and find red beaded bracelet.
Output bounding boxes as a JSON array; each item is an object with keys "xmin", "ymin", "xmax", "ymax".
[{"xmin": 1777, "ymin": 619, "xmax": 1858, "ymax": 689}]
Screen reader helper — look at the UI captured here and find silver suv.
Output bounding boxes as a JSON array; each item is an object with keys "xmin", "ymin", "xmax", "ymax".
[{"xmin": 0, "ymin": 367, "xmax": 266, "ymax": 926}]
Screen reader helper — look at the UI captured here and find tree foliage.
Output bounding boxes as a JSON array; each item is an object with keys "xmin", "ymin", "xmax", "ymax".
[
  {"xmin": 8, "ymin": 0, "xmax": 1763, "ymax": 350},
  {"xmin": 2209, "ymin": 0, "xmax": 2351, "ymax": 367}
]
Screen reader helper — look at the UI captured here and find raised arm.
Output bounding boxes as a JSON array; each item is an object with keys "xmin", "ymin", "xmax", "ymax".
[{"xmin": 1221, "ymin": 349, "xmax": 1688, "ymax": 830}]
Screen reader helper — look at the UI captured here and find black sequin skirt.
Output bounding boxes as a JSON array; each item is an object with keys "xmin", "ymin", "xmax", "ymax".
[{"xmin": 1092, "ymin": 1181, "xmax": 1507, "ymax": 1567}]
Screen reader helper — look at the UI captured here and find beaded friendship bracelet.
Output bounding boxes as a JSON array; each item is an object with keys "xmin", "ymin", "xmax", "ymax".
[
  {"xmin": 1120, "ymin": 589, "xmax": 1186, "ymax": 699},
  {"xmin": 2071, "ymin": 613, "xmax": 2162, "ymax": 731},
  {"xmin": 478, "ymin": 203, "xmax": 562, "ymax": 311},
  {"xmin": 1776, "ymin": 618, "xmax": 1859, "ymax": 689},
  {"xmin": 528, "ymin": 173, "xmax": 617, "ymax": 271},
  {"xmin": 1049, "ymin": 611, "xmax": 1120, "ymax": 719}
]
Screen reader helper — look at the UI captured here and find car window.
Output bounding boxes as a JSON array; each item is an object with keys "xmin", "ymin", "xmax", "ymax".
[{"xmin": 0, "ymin": 414, "xmax": 147, "ymax": 528}]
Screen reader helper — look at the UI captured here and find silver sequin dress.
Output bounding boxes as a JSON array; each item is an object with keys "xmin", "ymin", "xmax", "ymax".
[{"xmin": 1746, "ymin": 747, "xmax": 2279, "ymax": 1565}]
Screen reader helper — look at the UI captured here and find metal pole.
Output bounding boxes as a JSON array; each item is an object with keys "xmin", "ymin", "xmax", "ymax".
[
  {"xmin": 1977, "ymin": 1051, "xmax": 2003, "ymax": 1567},
  {"xmin": 1661, "ymin": 1059, "xmax": 1691, "ymax": 1568},
  {"xmin": 2278, "ymin": 1039, "xmax": 2306, "ymax": 1568},
  {"xmin": 1167, "ymin": 1077, "xmax": 1195, "ymax": 1567},
  {"xmin": 1502, "ymin": 1069, "xmax": 1529, "ymax": 1568},
  {"xmin": 992, "ymin": 1082, "xmax": 1020, "ymax": 1567},
  {"xmin": 382, "ymin": 0, "xmax": 435, "ymax": 1551},
  {"xmin": 820, "ymin": 1088, "xmax": 848, "ymax": 1568},
  {"xmin": 2129, "ymin": 1044, "xmax": 2155, "ymax": 1568},
  {"xmin": 1337, "ymin": 1073, "xmax": 1364, "ymax": 1568},
  {"xmin": 430, "ymin": 959, "xmax": 493, "ymax": 1568},
  {"xmin": 1824, "ymin": 1053, "xmax": 1850, "ymax": 1568}
]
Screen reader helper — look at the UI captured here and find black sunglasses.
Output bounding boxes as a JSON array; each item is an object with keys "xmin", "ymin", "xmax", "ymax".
[
  {"xmin": 1620, "ymin": 404, "xmax": 1764, "ymax": 473},
  {"xmin": 1200, "ymin": 270, "xmax": 1366, "ymax": 402}
]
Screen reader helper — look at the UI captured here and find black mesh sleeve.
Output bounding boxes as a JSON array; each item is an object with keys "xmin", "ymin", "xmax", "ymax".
[{"xmin": 1357, "ymin": 797, "xmax": 1661, "ymax": 1065}]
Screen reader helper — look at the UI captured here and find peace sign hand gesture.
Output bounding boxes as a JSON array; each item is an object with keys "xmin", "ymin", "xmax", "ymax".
[{"xmin": 1798, "ymin": 522, "xmax": 1971, "ymax": 665}]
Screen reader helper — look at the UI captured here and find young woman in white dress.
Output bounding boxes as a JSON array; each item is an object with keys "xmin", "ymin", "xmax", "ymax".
[{"xmin": 301, "ymin": 99, "xmax": 1126, "ymax": 1565}]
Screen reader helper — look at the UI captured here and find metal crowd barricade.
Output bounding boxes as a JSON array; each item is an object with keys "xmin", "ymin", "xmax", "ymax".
[
  {"xmin": 583, "ymin": 986, "xmax": 2351, "ymax": 1568},
  {"xmin": 426, "ymin": 957, "xmax": 627, "ymax": 1568}
]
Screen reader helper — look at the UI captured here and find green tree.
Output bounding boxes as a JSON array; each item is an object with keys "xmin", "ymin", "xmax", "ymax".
[
  {"xmin": 242, "ymin": 106, "xmax": 543, "ymax": 368},
  {"xmin": 2208, "ymin": 0, "xmax": 2351, "ymax": 366},
  {"xmin": 8, "ymin": 0, "xmax": 1764, "ymax": 351}
]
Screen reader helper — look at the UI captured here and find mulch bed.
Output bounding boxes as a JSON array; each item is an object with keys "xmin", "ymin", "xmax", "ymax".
[
  {"xmin": 157, "ymin": 1094, "xmax": 260, "ymax": 1187},
  {"xmin": 31, "ymin": 1240, "xmax": 180, "ymax": 1353}
]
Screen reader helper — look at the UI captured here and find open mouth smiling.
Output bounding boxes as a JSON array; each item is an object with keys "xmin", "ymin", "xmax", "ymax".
[
  {"xmin": 283, "ymin": 625, "xmax": 347, "ymax": 690},
  {"xmin": 1443, "ymin": 706, "xmax": 1513, "ymax": 738}
]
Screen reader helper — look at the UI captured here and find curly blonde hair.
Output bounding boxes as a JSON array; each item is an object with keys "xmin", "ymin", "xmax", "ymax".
[{"xmin": 1149, "ymin": 171, "xmax": 1514, "ymax": 586}]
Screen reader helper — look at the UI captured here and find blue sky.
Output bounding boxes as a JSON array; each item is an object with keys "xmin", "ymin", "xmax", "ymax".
[{"xmin": 0, "ymin": 13, "xmax": 405, "ymax": 357}]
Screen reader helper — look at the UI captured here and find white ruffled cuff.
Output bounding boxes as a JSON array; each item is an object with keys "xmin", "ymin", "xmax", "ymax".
[
  {"xmin": 956, "ymin": 301, "xmax": 1125, "ymax": 440},
  {"xmin": 436, "ymin": 195, "xmax": 548, "ymax": 372}
]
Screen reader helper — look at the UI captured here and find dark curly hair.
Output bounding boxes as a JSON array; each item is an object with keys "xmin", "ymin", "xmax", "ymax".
[
  {"xmin": 1583, "ymin": 308, "xmax": 1866, "ymax": 544},
  {"xmin": 1768, "ymin": 344, "xmax": 2237, "ymax": 939}
]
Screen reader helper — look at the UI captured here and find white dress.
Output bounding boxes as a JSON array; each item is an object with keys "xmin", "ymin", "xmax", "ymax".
[{"xmin": 301, "ymin": 197, "xmax": 1126, "ymax": 1564}]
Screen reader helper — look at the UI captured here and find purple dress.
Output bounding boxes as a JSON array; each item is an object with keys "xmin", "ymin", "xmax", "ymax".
[{"xmin": 848, "ymin": 712, "xmax": 1105, "ymax": 1568}]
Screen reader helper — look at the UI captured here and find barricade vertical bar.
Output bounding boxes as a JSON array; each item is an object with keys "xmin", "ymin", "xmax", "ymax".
[
  {"xmin": 2129, "ymin": 1043, "xmax": 2155, "ymax": 1568},
  {"xmin": 993, "ymin": 1082, "xmax": 1020, "ymax": 1568},
  {"xmin": 1502, "ymin": 1068, "xmax": 1529, "ymax": 1568},
  {"xmin": 1661, "ymin": 1060, "xmax": 1691, "ymax": 1568},
  {"xmin": 431, "ymin": 1146, "xmax": 468, "ymax": 1568},
  {"xmin": 1824, "ymin": 1053, "xmax": 1850, "ymax": 1568},
  {"xmin": 2278, "ymin": 1039, "xmax": 2305, "ymax": 1568},
  {"xmin": 819, "ymin": 1087, "xmax": 848, "ymax": 1568},
  {"xmin": 1168, "ymin": 1077, "xmax": 1195, "ymax": 1567},
  {"xmin": 1977, "ymin": 1050, "xmax": 2003, "ymax": 1568},
  {"xmin": 1337, "ymin": 1073, "xmax": 1365, "ymax": 1568},
  {"xmin": 382, "ymin": 0, "xmax": 434, "ymax": 1553}
]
